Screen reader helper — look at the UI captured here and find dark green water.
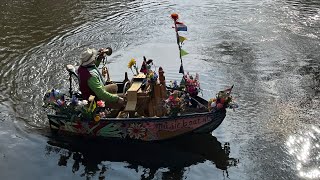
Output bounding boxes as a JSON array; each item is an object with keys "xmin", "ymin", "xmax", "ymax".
[{"xmin": 0, "ymin": 0, "xmax": 319, "ymax": 179}]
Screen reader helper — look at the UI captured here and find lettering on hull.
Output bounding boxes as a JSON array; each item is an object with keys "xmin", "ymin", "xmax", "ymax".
[{"xmin": 155, "ymin": 116, "xmax": 210, "ymax": 131}]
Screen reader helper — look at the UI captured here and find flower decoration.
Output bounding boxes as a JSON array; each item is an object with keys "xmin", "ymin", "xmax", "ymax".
[
  {"xmin": 42, "ymin": 89, "xmax": 68, "ymax": 115},
  {"xmin": 43, "ymin": 89, "xmax": 65, "ymax": 107},
  {"xmin": 180, "ymin": 72, "xmax": 201, "ymax": 97},
  {"xmin": 71, "ymin": 95, "xmax": 79, "ymax": 105},
  {"xmin": 43, "ymin": 90, "xmax": 114, "ymax": 121},
  {"xmin": 56, "ymin": 99, "xmax": 65, "ymax": 106},
  {"xmin": 79, "ymin": 100, "xmax": 88, "ymax": 106},
  {"xmin": 127, "ymin": 58, "xmax": 136, "ymax": 68},
  {"xmin": 128, "ymin": 58, "xmax": 139, "ymax": 75},
  {"xmin": 86, "ymin": 95, "xmax": 96, "ymax": 113},
  {"xmin": 43, "ymin": 89, "xmax": 90, "ymax": 118},
  {"xmin": 44, "ymin": 92, "xmax": 94, "ymax": 119},
  {"xmin": 169, "ymin": 80, "xmax": 179, "ymax": 89},
  {"xmin": 94, "ymin": 115, "xmax": 101, "ymax": 122},
  {"xmin": 77, "ymin": 95, "xmax": 97, "ymax": 121},
  {"xmin": 208, "ymin": 86, "xmax": 238, "ymax": 111},
  {"xmin": 88, "ymin": 95, "xmax": 95, "ymax": 102},
  {"xmin": 164, "ymin": 90, "xmax": 185, "ymax": 116},
  {"xmin": 97, "ymin": 100, "xmax": 105, "ymax": 107},
  {"xmin": 127, "ymin": 123, "xmax": 146, "ymax": 139},
  {"xmin": 99, "ymin": 111, "xmax": 106, "ymax": 118},
  {"xmin": 147, "ymin": 71, "xmax": 158, "ymax": 84}
]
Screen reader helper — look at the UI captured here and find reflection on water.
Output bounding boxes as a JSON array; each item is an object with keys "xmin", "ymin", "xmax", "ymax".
[
  {"xmin": 46, "ymin": 134, "xmax": 238, "ymax": 179},
  {"xmin": 286, "ymin": 126, "xmax": 320, "ymax": 179}
]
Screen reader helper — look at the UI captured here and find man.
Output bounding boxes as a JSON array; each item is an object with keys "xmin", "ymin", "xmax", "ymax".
[{"xmin": 77, "ymin": 48, "xmax": 125, "ymax": 108}]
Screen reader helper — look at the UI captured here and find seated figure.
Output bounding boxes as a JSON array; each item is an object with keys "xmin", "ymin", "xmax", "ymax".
[{"xmin": 77, "ymin": 48, "xmax": 125, "ymax": 108}]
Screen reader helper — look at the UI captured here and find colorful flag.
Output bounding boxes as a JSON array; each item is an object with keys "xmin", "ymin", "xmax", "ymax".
[
  {"xmin": 179, "ymin": 36, "xmax": 187, "ymax": 43},
  {"xmin": 176, "ymin": 21, "xmax": 187, "ymax": 31},
  {"xmin": 180, "ymin": 49, "xmax": 189, "ymax": 56}
]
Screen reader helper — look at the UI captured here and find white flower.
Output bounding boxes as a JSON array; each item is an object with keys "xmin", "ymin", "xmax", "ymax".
[{"xmin": 79, "ymin": 100, "xmax": 88, "ymax": 106}]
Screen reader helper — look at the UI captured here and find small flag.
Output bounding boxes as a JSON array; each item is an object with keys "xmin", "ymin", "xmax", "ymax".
[
  {"xmin": 179, "ymin": 36, "xmax": 187, "ymax": 43},
  {"xmin": 179, "ymin": 64, "xmax": 184, "ymax": 74},
  {"xmin": 180, "ymin": 49, "xmax": 189, "ymax": 56},
  {"xmin": 176, "ymin": 22, "xmax": 187, "ymax": 31}
]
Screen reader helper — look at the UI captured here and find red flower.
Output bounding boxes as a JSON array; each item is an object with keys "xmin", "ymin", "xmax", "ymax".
[
  {"xmin": 97, "ymin": 100, "xmax": 105, "ymax": 107},
  {"xmin": 217, "ymin": 103, "xmax": 224, "ymax": 109}
]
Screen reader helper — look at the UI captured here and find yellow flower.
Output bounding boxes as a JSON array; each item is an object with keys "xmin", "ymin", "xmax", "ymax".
[
  {"xmin": 209, "ymin": 98, "xmax": 216, "ymax": 103},
  {"xmin": 87, "ymin": 95, "xmax": 96, "ymax": 113},
  {"xmin": 149, "ymin": 72, "xmax": 154, "ymax": 78},
  {"xmin": 128, "ymin": 58, "xmax": 136, "ymax": 68},
  {"xmin": 88, "ymin": 95, "xmax": 95, "ymax": 102},
  {"xmin": 94, "ymin": 115, "xmax": 101, "ymax": 122}
]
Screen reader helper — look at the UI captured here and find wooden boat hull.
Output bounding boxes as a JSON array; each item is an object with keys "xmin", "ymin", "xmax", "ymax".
[{"xmin": 48, "ymin": 108, "xmax": 226, "ymax": 141}]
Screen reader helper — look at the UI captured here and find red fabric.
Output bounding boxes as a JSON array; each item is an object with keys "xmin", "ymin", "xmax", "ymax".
[{"xmin": 78, "ymin": 66, "xmax": 96, "ymax": 100}]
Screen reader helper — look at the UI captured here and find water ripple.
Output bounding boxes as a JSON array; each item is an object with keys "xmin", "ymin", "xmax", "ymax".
[{"xmin": 286, "ymin": 126, "xmax": 320, "ymax": 179}]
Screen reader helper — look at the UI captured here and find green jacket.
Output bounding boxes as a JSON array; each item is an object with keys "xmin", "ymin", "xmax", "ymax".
[{"xmin": 78, "ymin": 58, "xmax": 118, "ymax": 102}]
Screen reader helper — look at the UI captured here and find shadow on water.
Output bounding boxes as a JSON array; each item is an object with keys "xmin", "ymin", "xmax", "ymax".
[{"xmin": 45, "ymin": 133, "xmax": 238, "ymax": 179}]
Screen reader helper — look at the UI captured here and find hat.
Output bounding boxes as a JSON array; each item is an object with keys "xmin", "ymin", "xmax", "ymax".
[{"xmin": 80, "ymin": 48, "xmax": 98, "ymax": 66}]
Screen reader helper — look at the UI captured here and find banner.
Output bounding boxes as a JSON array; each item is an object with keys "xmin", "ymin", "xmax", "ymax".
[
  {"xmin": 180, "ymin": 49, "xmax": 189, "ymax": 56},
  {"xmin": 176, "ymin": 22, "xmax": 187, "ymax": 31},
  {"xmin": 179, "ymin": 36, "xmax": 187, "ymax": 43}
]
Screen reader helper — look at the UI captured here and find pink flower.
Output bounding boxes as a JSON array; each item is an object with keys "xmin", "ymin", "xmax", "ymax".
[
  {"xmin": 99, "ymin": 111, "xmax": 106, "ymax": 118},
  {"xmin": 97, "ymin": 100, "xmax": 105, "ymax": 107}
]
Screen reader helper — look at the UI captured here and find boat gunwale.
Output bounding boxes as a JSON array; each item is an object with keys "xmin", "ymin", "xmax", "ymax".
[
  {"xmin": 47, "ymin": 110, "xmax": 220, "ymax": 123},
  {"xmin": 47, "ymin": 94, "xmax": 220, "ymax": 123}
]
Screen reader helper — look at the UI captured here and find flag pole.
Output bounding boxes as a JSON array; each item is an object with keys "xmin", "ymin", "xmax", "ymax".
[{"xmin": 171, "ymin": 13, "xmax": 184, "ymax": 74}]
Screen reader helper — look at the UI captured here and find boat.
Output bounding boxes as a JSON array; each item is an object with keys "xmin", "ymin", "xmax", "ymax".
[
  {"xmin": 44, "ymin": 64, "xmax": 235, "ymax": 141},
  {"xmin": 43, "ymin": 13, "xmax": 237, "ymax": 141}
]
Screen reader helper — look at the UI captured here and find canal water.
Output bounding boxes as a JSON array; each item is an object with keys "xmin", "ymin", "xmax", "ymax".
[{"xmin": 0, "ymin": 0, "xmax": 319, "ymax": 179}]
